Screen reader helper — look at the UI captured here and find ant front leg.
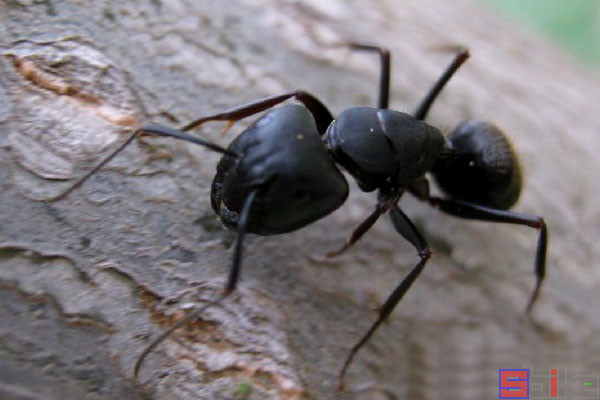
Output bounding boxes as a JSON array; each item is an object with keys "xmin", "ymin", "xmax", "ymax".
[
  {"xmin": 427, "ymin": 197, "xmax": 548, "ymax": 314},
  {"xmin": 348, "ymin": 42, "xmax": 391, "ymax": 109},
  {"xmin": 339, "ymin": 204, "xmax": 431, "ymax": 390}
]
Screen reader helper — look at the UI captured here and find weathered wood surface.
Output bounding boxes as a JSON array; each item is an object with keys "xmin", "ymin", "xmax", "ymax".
[{"xmin": 1, "ymin": 0, "xmax": 600, "ymax": 399}]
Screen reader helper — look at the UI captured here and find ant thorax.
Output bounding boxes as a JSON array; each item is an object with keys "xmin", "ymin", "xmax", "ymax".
[{"xmin": 324, "ymin": 107, "xmax": 444, "ymax": 192}]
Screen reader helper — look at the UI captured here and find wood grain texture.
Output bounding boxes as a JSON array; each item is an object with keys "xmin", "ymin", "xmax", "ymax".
[{"xmin": 1, "ymin": 1, "xmax": 599, "ymax": 399}]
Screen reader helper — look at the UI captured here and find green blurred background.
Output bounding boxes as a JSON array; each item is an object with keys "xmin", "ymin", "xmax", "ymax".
[{"xmin": 479, "ymin": 0, "xmax": 600, "ymax": 69}]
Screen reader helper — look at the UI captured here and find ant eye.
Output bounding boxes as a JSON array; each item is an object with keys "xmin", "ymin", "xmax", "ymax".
[{"xmin": 293, "ymin": 187, "xmax": 309, "ymax": 201}]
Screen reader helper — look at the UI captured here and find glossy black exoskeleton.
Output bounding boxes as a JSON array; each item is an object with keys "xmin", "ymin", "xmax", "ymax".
[
  {"xmin": 210, "ymin": 104, "xmax": 349, "ymax": 235},
  {"xmin": 433, "ymin": 119, "xmax": 522, "ymax": 209},
  {"xmin": 49, "ymin": 44, "xmax": 547, "ymax": 389}
]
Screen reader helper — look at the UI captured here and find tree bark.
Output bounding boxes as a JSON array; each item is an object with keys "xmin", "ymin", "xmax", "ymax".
[{"xmin": 1, "ymin": 0, "xmax": 600, "ymax": 399}]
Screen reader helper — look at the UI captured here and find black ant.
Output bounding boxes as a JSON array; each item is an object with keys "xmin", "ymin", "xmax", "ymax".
[{"xmin": 48, "ymin": 43, "xmax": 547, "ymax": 390}]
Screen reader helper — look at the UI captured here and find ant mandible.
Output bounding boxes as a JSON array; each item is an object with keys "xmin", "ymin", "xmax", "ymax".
[{"xmin": 49, "ymin": 43, "xmax": 548, "ymax": 390}]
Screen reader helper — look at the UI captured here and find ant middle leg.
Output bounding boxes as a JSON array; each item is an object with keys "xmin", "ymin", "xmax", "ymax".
[
  {"xmin": 339, "ymin": 204, "xmax": 431, "ymax": 390},
  {"xmin": 347, "ymin": 43, "xmax": 468, "ymax": 115},
  {"xmin": 327, "ymin": 190, "xmax": 400, "ymax": 257},
  {"xmin": 413, "ymin": 46, "xmax": 470, "ymax": 120}
]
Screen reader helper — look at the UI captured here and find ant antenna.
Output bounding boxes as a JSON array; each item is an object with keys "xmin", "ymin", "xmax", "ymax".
[
  {"xmin": 133, "ymin": 291, "xmax": 228, "ymax": 379},
  {"xmin": 48, "ymin": 123, "xmax": 240, "ymax": 202},
  {"xmin": 134, "ymin": 187, "xmax": 260, "ymax": 379}
]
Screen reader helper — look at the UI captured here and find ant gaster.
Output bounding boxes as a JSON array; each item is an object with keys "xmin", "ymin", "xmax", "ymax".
[{"xmin": 49, "ymin": 44, "xmax": 548, "ymax": 389}]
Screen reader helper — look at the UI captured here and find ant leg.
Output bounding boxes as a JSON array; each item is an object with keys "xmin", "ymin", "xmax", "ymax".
[
  {"xmin": 413, "ymin": 46, "xmax": 470, "ymax": 120},
  {"xmin": 182, "ymin": 90, "xmax": 334, "ymax": 136},
  {"xmin": 428, "ymin": 197, "xmax": 548, "ymax": 313},
  {"xmin": 134, "ymin": 188, "xmax": 260, "ymax": 379},
  {"xmin": 327, "ymin": 192, "xmax": 399, "ymax": 257},
  {"xmin": 348, "ymin": 43, "xmax": 391, "ymax": 109},
  {"xmin": 339, "ymin": 205, "xmax": 431, "ymax": 390},
  {"xmin": 326, "ymin": 201, "xmax": 390, "ymax": 257},
  {"xmin": 47, "ymin": 124, "xmax": 237, "ymax": 202}
]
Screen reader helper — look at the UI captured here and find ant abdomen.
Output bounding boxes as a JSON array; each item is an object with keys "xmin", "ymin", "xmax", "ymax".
[{"xmin": 432, "ymin": 120, "xmax": 522, "ymax": 210}]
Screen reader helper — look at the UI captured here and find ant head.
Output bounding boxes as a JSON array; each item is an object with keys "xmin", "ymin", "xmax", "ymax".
[{"xmin": 211, "ymin": 105, "xmax": 349, "ymax": 235}]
